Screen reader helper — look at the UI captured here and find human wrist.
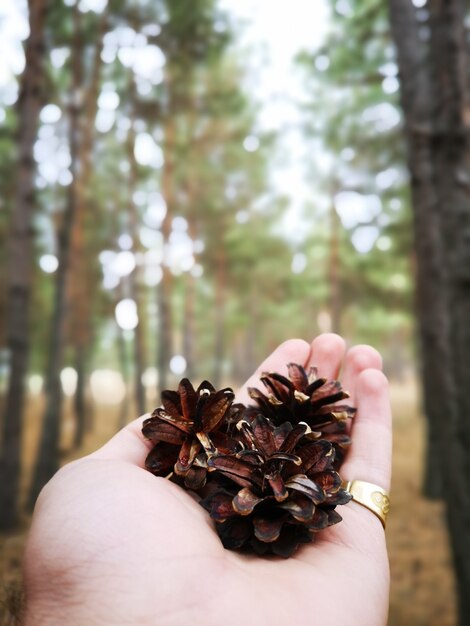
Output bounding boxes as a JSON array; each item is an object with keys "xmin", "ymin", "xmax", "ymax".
[{"xmin": 23, "ymin": 588, "xmax": 137, "ymax": 626}]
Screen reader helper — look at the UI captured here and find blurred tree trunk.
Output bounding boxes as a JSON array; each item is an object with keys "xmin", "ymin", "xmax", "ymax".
[
  {"xmin": 70, "ymin": 15, "xmax": 106, "ymax": 448},
  {"xmin": 115, "ymin": 279, "xmax": 131, "ymax": 429},
  {"xmin": 157, "ymin": 265, "xmax": 173, "ymax": 393},
  {"xmin": 329, "ymin": 191, "xmax": 341, "ymax": 335},
  {"xmin": 243, "ymin": 286, "xmax": 258, "ymax": 382},
  {"xmin": 428, "ymin": 4, "xmax": 470, "ymax": 621},
  {"xmin": 212, "ymin": 245, "xmax": 226, "ymax": 387},
  {"xmin": 117, "ymin": 323, "xmax": 131, "ymax": 430},
  {"xmin": 157, "ymin": 109, "xmax": 175, "ymax": 393},
  {"xmin": 182, "ymin": 148, "xmax": 199, "ymax": 381},
  {"xmin": 28, "ymin": 5, "xmax": 83, "ymax": 508},
  {"xmin": 389, "ymin": 0, "xmax": 447, "ymax": 500},
  {"xmin": 183, "ymin": 271, "xmax": 196, "ymax": 380},
  {"xmin": 73, "ymin": 345, "xmax": 87, "ymax": 448},
  {"xmin": 390, "ymin": 0, "xmax": 470, "ymax": 622},
  {"xmin": 0, "ymin": 0, "xmax": 48, "ymax": 530},
  {"xmin": 386, "ymin": 327, "xmax": 406, "ymax": 381},
  {"xmin": 127, "ymin": 121, "xmax": 147, "ymax": 416}
]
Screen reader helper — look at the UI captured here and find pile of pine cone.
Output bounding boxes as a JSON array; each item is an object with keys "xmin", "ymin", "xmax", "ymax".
[{"xmin": 142, "ymin": 363, "xmax": 355, "ymax": 558}]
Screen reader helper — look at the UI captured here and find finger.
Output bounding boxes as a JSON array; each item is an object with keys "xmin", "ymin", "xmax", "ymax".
[
  {"xmin": 236, "ymin": 338, "xmax": 311, "ymax": 404},
  {"xmin": 341, "ymin": 344, "xmax": 383, "ymax": 404},
  {"xmin": 341, "ymin": 368, "xmax": 392, "ymax": 492},
  {"xmin": 306, "ymin": 333, "xmax": 346, "ymax": 380},
  {"xmin": 91, "ymin": 414, "xmax": 152, "ymax": 466}
]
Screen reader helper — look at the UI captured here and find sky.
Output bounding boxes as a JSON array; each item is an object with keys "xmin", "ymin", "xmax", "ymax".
[
  {"xmin": 220, "ymin": 0, "xmax": 331, "ymax": 239},
  {"xmin": 220, "ymin": 0, "xmax": 329, "ymax": 125}
]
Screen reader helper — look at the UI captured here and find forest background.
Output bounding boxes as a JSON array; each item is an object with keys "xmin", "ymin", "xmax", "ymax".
[{"xmin": 1, "ymin": 0, "xmax": 469, "ymax": 625}]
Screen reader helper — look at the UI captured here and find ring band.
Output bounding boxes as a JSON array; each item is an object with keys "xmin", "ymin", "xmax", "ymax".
[{"xmin": 342, "ymin": 479, "xmax": 390, "ymax": 529}]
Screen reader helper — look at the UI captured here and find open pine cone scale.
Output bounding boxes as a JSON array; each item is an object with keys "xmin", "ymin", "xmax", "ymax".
[{"xmin": 142, "ymin": 363, "xmax": 355, "ymax": 557}]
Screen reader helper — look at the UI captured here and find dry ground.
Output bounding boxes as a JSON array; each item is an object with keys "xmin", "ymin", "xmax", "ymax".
[
  {"xmin": 387, "ymin": 380, "xmax": 455, "ymax": 626},
  {"xmin": 0, "ymin": 381, "xmax": 456, "ymax": 625}
]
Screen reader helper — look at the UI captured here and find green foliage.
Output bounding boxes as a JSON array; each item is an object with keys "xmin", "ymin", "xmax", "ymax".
[
  {"xmin": 296, "ymin": 0, "xmax": 414, "ymax": 358},
  {"xmin": 0, "ymin": 0, "xmax": 417, "ymax": 403}
]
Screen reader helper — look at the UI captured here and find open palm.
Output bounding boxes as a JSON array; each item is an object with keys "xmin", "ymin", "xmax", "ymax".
[{"xmin": 24, "ymin": 335, "xmax": 391, "ymax": 626}]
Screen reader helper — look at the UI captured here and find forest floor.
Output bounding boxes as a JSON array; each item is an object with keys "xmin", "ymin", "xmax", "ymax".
[{"xmin": 0, "ymin": 379, "xmax": 456, "ymax": 626}]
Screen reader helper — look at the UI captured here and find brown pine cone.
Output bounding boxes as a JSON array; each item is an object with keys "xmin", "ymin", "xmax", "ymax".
[
  {"xmin": 247, "ymin": 363, "xmax": 356, "ymax": 464},
  {"xmin": 142, "ymin": 378, "xmax": 235, "ymax": 490},
  {"xmin": 201, "ymin": 414, "xmax": 351, "ymax": 557},
  {"xmin": 142, "ymin": 364, "xmax": 355, "ymax": 558}
]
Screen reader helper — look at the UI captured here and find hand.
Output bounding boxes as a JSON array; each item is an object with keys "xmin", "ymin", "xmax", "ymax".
[{"xmin": 23, "ymin": 334, "xmax": 391, "ymax": 626}]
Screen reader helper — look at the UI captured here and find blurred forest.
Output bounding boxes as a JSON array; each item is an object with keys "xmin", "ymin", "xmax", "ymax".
[{"xmin": 1, "ymin": 0, "xmax": 470, "ymax": 625}]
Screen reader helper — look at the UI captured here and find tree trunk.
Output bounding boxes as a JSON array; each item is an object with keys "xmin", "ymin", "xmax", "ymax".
[
  {"xmin": 245, "ymin": 308, "xmax": 257, "ymax": 382},
  {"xmin": 212, "ymin": 246, "xmax": 226, "ymax": 387},
  {"xmin": 390, "ymin": 0, "xmax": 470, "ymax": 621},
  {"xmin": 157, "ymin": 112, "xmax": 175, "ymax": 393},
  {"xmin": 130, "ymin": 275, "xmax": 146, "ymax": 416},
  {"xmin": 73, "ymin": 344, "xmax": 86, "ymax": 449},
  {"xmin": 427, "ymin": 2, "xmax": 470, "ymax": 621},
  {"xmin": 127, "ymin": 122, "xmax": 146, "ymax": 416},
  {"xmin": 389, "ymin": 0, "xmax": 449, "ymax": 501},
  {"xmin": 28, "ymin": 5, "xmax": 82, "ymax": 508},
  {"xmin": 183, "ymin": 271, "xmax": 196, "ymax": 380},
  {"xmin": 0, "ymin": 0, "xmax": 48, "ymax": 530},
  {"xmin": 69, "ymin": 13, "xmax": 106, "ymax": 447},
  {"xmin": 117, "ymin": 323, "xmax": 131, "ymax": 430},
  {"xmin": 182, "ymin": 192, "xmax": 199, "ymax": 381},
  {"xmin": 329, "ymin": 191, "xmax": 341, "ymax": 335},
  {"xmin": 157, "ymin": 272, "xmax": 173, "ymax": 393}
]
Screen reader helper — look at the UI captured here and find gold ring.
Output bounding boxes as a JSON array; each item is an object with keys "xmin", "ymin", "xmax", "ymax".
[{"xmin": 342, "ymin": 479, "xmax": 390, "ymax": 529}]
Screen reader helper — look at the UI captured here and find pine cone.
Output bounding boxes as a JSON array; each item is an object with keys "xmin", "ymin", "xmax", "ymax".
[
  {"xmin": 142, "ymin": 364, "xmax": 355, "ymax": 558},
  {"xmin": 142, "ymin": 378, "xmax": 235, "ymax": 490},
  {"xmin": 247, "ymin": 363, "xmax": 356, "ymax": 464},
  {"xmin": 201, "ymin": 414, "xmax": 351, "ymax": 557}
]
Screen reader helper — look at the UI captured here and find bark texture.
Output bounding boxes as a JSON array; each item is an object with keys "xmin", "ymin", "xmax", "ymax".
[
  {"xmin": 389, "ymin": 0, "xmax": 470, "ymax": 621},
  {"xmin": 0, "ymin": 0, "xmax": 48, "ymax": 530},
  {"xmin": 390, "ymin": 0, "xmax": 448, "ymax": 500}
]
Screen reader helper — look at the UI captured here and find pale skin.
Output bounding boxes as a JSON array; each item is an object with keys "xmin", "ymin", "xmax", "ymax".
[{"xmin": 23, "ymin": 334, "xmax": 392, "ymax": 626}]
